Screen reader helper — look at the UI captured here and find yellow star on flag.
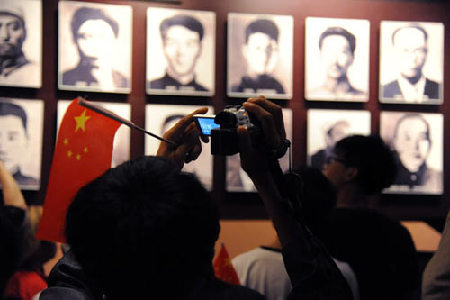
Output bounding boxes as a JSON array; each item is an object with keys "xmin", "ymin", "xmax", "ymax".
[{"xmin": 74, "ymin": 110, "xmax": 91, "ymax": 132}]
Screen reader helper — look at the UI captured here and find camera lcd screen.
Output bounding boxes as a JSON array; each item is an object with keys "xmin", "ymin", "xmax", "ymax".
[{"xmin": 196, "ymin": 117, "xmax": 219, "ymax": 136}]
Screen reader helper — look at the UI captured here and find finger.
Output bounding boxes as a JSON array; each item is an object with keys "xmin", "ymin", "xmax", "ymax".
[
  {"xmin": 247, "ymin": 97, "xmax": 285, "ymax": 139},
  {"xmin": 201, "ymin": 135, "xmax": 210, "ymax": 143},
  {"xmin": 237, "ymin": 126, "xmax": 252, "ymax": 154},
  {"xmin": 243, "ymin": 102, "xmax": 280, "ymax": 146},
  {"xmin": 188, "ymin": 142, "xmax": 202, "ymax": 162},
  {"xmin": 164, "ymin": 107, "xmax": 208, "ymax": 141}
]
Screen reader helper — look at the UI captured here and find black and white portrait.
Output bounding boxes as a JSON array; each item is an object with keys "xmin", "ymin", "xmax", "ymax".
[
  {"xmin": 57, "ymin": 100, "xmax": 130, "ymax": 168},
  {"xmin": 227, "ymin": 13, "xmax": 293, "ymax": 100},
  {"xmin": 380, "ymin": 21, "xmax": 444, "ymax": 104},
  {"xmin": 0, "ymin": 0, "xmax": 41, "ymax": 88},
  {"xmin": 146, "ymin": 8, "xmax": 215, "ymax": 96},
  {"xmin": 307, "ymin": 109, "xmax": 371, "ymax": 171},
  {"xmin": 381, "ymin": 112, "xmax": 443, "ymax": 195},
  {"xmin": 0, "ymin": 98, "xmax": 43, "ymax": 190},
  {"xmin": 145, "ymin": 105, "xmax": 213, "ymax": 190},
  {"xmin": 226, "ymin": 109, "xmax": 292, "ymax": 192},
  {"xmin": 305, "ymin": 17, "xmax": 369, "ymax": 102},
  {"xmin": 58, "ymin": 1, "xmax": 132, "ymax": 93}
]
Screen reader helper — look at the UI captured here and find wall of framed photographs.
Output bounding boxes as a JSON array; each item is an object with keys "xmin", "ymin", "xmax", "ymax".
[{"xmin": 0, "ymin": 0, "xmax": 449, "ymax": 223}]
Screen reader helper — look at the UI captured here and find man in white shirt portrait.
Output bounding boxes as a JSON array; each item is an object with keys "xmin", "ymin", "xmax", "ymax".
[{"xmin": 382, "ymin": 24, "xmax": 440, "ymax": 103}]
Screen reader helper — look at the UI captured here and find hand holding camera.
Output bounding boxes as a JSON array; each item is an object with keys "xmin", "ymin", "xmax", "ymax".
[
  {"xmin": 156, "ymin": 107, "xmax": 209, "ymax": 170},
  {"xmin": 237, "ymin": 96, "xmax": 289, "ymax": 178}
]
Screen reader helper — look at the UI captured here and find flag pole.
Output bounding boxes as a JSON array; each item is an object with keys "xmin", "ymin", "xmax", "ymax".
[{"xmin": 77, "ymin": 97, "xmax": 177, "ymax": 146}]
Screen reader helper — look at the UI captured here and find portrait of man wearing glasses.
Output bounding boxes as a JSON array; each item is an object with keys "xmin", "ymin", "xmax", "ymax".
[{"xmin": 380, "ymin": 22, "xmax": 443, "ymax": 104}]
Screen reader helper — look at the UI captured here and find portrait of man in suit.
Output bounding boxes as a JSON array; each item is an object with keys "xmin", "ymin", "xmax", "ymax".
[
  {"xmin": 0, "ymin": 99, "xmax": 43, "ymax": 190},
  {"xmin": 380, "ymin": 22, "xmax": 443, "ymax": 104},
  {"xmin": 228, "ymin": 13, "xmax": 293, "ymax": 100},
  {"xmin": 305, "ymin": 17, "xmax": 369, "ymax": 102},
  {"xmin": 147, "ymin": 8, "xmax": 215, "ymax": 96},
  {"xmin": 381, "ymin": 112, "xmax": 443, "ymax": 195},
  {"xmin": 59, "ymin": 2, "xmax": 131, "ymax": 93}
]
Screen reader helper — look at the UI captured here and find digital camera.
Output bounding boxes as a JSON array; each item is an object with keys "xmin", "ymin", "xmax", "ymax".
[{"xmin": 211, "ymin": 105, "xmax": 260, "ymax": 156}]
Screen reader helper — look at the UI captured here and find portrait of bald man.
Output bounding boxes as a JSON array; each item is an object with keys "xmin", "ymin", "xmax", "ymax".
[
  {"xmin": 146, "ymin": 8, "xmax": 215, "ymax": 96},
  {"xmin": 380, "ymin": 21, "xmax": 444, "ymax": 104},
  {"xmin": 227, "ymin": 13, "xmax": 293, "ymax": 100},
  {"xmin": 381, "ymin": 112, "xmax": 443, "ymax": 195},
  {"xmin": 307, "ymin": 109, "xmax": 371, "ymax": 171},
  {"xmin": 0, "ymin": 0, "xmax": 41, "ymax": 88}
]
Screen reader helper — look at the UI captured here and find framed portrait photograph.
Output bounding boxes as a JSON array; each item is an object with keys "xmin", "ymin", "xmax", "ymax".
[
  {"xmin": 305, "ymin": 17, "xmax": 370, "ymax": 102},
  {"xmin": 307, "ymin": 109, "xmax": 371, "ymax": 171},
  {"xmin": 381, "ymin": 112, "xmax": 443, "ymax": 195},
  {"xmin": 58, "ymin": 1, "xmax": 132, "ymax": 94},
  {"xmin": 0, "ymin": 0, "xmax": 42, "ymax": 88},
  {"xmin": 227, "ymin": 13, "xmax": 293, "ymax": 100},
  {"xmin": 226, "ymin": 109, "xmax": 292, "ymax": 192},
  {"xmin": 145, "ymin": 105, "xmax": 214, "ymax": 190},
  {"xmin": 379, "ymin": 21, "xmax": 444, "ymax": 105},
  {"xmin": 0, "ymin": 98, "xmax": 44, "ymax": 190},
  {"xmin": 57, "ymin": 100, "xmax": 130, "ymax": 168},
  {"xmin": 146, "ymin": 7, "xmax": 215, "ymax": 96}
]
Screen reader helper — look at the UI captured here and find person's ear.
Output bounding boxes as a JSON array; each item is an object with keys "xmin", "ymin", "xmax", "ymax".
[{"xmin": 344, "ymin": 166, "xmax": 358, "ymax": 182}]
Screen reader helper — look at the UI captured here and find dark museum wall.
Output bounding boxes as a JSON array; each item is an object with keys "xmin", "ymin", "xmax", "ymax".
[{"xmin": 1, "ymin": 0, "xmax": 449, "ymax": 224}]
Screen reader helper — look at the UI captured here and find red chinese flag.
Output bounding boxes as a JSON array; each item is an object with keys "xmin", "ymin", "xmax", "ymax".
[
  {"xmin": 37, "ymin": 98, "xmax": 121, "ymax": 243},
  {"xmin": 213, "ymin": 243, "xmax": 241, "ymax": 285}
]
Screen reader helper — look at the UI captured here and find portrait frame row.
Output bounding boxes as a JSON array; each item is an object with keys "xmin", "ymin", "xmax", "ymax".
[
  {"xmin": 0, "ymin": 97, "xmax": 443, "ymax": 196},
  {"xmin": 0, "ymin": 0, "xmax": 445, "ymax": 104}
]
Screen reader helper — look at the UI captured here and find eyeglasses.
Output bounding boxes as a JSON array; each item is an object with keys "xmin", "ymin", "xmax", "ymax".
[{"xmin": 326, "ymin": 156, "xmax": 347, "ymax": 165}]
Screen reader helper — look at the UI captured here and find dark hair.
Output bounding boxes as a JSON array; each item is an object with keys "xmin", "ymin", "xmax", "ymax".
[
  {"xmin": 392, "ymin": 24, "xmax": 428, "ymax": 45},
  {"xmin": 0, "ymin": 101, "xmax": 27, "ymax": 132},
  {"xmin": 393, "ymin": 114, "xmax": 430, "ymax": 142},
  {"xmin": 245, "ymin": 19, "xmax": 279, "ymax": 43},
  {"xmin": 71, "ymin": 7, "xmax": 119, "ymax": 40},
  {"xmin": 159, "ymin": 14, "xmax": 204, "ymax": 42},
  {"xmin": 319, "ymin": 27, "xmax": 356, "ymax": 55},
  {"xmin": 334, "ymin": 135, "xmax": 397, "ymax": 195},
  {"xmin": 66, "ymin": 156, "xmax": 220, "ymax": 299},
  {"xmin": 327, "ymin": 120, "xmax": 349, "ymax": 137},
  {"xmin": 287, "ymin": 167, "xmax": 337, "ymax": 238}
]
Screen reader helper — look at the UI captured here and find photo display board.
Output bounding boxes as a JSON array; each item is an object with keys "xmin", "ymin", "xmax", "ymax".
[
  {"xmin": 227, "ymin": 13, "xmax": 293, "ymax": 100},
  {"xmin": 381, "ymin": 112, "xmax": 443, "ymax": 195},
  {"xmin": 58, "ymin": 1, "xmax": 132, "ymax": 93},
  {"xmin": 0, "ymin": 98, "xmax": 44, "ymax": 190},
  {"xmin": 379, "ymin": 21, "xmax": 444, "ymax": 105},
  {"xmin": 305, "ymin": 17, "xmax": 370, "ymax": 102},
  {"xmin": 147, "ymin": 7, "xmax": 216, "ymax": 96}
]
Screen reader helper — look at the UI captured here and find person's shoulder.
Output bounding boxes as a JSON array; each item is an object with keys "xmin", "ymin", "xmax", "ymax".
[
  {"xmin": 112, "ymin": 70, "xmax": 129, "ymax": 88},
  {"xmin": 62, "ymin": 67, "xmax": 81, "ymax": 85},
  {"xmin": 207, "ymin": 277, "xmax": 266, "ymax": 300},
  {"xmin": 382, "ymin": 80, "xmax": 401, "ymax": 97},
  {"xmin": 424, "ymin": 78, "xmax": 441, "ymax": 99},
  {"xmin": 149, "ymin": 76, "xmax": 170, "ymax": 89},
  {"xmin": 14, "ymin": 172, "xmax": 39, "ymax": 187},
  {"xmin": 233, "ymin": 247, "xmax": 281, "ymax": 265},
  {"xmin": 194, "ymin": 82, "xmax": 209, "ymax": 92}
]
